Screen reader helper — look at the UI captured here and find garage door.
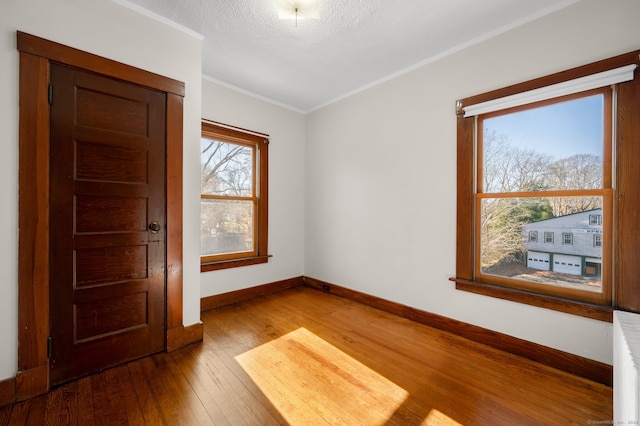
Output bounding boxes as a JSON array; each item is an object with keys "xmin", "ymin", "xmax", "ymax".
[
  {"xmin": 553, "ymin": 254, "xmax": 582, "ymax": 275},
  {"xmin": 527, "ymin": 251, "xmax": 550, "ymax": 271}
]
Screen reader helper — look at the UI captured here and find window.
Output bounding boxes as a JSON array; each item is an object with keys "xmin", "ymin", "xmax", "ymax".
[
  {"xmin": 594, "ymin": 234, "xmax": 602, "ymax": 247},
  {"xmin": 200, "ymin": 121, "xmax": 269, "ymax": 271},
  {"xmin": 562, "ymin": 233, "xmax": 574, "ymax": 245},
  {"xmin": 589, "ymin": 214, "xmax": 602, "ymax": 225},
  {"xmin": 472, "ymin": 88, "xmax": 611, "ymax": 305},
  {"xmin": 452, "ymin": 51, "xmax": 640, "ymax": 319}
]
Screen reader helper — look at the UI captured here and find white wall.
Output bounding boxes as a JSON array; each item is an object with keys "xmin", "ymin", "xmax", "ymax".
[
  {"xmin": 0, "ymin": 0, "xmax": 203, "ymax": 380},
  {"xmin": 305, "ymin": 0, "xmax": 640, "ymax": 365},
  {"xmin": 200, "ymin": 79, "xmax": 306, "ymax": 296}
]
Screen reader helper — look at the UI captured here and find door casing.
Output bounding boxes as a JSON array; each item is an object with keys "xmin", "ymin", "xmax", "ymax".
[{"xmin": 16, "ymin": 31, "xmax": 192, "ymax": 401}]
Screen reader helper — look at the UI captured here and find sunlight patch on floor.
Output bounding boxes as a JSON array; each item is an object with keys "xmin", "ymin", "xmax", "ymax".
[
  {"xmin": 235, "ymin": 327, "xmax": 410, "ymax": 425},
  {"xmin": 424, "ymin": 408, "xmax": 464, "ymax": 426}
]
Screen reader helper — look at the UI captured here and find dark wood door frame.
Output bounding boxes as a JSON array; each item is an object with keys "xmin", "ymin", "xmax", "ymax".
[{"xmin": 13, "ymin": 31, "xmax": 200, "ymax": 402}]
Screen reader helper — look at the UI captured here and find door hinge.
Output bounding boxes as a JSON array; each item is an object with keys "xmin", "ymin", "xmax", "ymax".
[
  {"xmin": 48, "ymin": 83, "xmax": 53, "ymax": 105},
  {"xmin": 47, "ymin": 336, "xmax": 52, "ymax": 358}
]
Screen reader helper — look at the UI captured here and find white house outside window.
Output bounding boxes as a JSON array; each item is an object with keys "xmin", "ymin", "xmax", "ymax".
[
  {"xmin": 472, "ymin": 87, "xmax": 612, "ymax": 305},
  {"xmin": 454, "ymin": 51, "xmax": 640, "ymax": 318}
]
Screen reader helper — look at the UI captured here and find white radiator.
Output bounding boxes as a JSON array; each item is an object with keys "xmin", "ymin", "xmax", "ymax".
[{"xmin": 614, "ymin": 310, "xmax": 640, "ymax": 423}]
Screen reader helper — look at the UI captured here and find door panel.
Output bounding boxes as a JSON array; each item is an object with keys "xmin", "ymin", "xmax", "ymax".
[
  {"xmin": 75, "ymin": 196, "xmax": 147, "ymax": 233},
  {"xmin": 49, "ymin": 64, "xmax": 166, "ymax": 385},
  {"xmin": 74, "ymin": 245, "xmax": 148, "ymax": 284},
  {"xmin": 76, "ymin": 140, "xmax": 148, "ymax": 182}
]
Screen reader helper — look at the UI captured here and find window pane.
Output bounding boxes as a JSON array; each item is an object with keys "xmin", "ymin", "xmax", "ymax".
[
  {"xmin": 479, "ymin": 196, "xmax": 603, "ymax": 293},
  {"xmin": 482, "ymin": 94, "xmax": 604, "ymax": 193},
  {"xmin": 201, "ymin": 199, "xmax": 254, "ymax": 256},
  {"xmin": 201, "ymin": 138, "xmax": 253, "ymax": 196}
]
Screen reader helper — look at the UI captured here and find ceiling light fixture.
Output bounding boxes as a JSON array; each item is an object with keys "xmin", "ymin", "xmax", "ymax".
[{"xmin": 276, "ymin": 0, "xmax": 319, "ymax": 26}]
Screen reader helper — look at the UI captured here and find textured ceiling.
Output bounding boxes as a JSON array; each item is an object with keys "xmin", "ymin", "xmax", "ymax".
[{"xmin": 120, "ymin": 0, "xmax": 577, "ymax": 112}]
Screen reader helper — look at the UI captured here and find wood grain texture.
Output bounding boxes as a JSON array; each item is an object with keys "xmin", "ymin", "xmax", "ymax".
[
  {"xmin": 0, "ymin": 287, "xmax": 611, "ymax": 424},
  {"xmin": 453, "ymin": 278, "xmax": 613, "ymax": 323},
  {"xmin": 257, "ymin": 138, "xmax": 269, "ymax": 257},
  {"xmin": 200, "ymin": 276, "xmax": 303, "ymax": 311},
  {"xmin": 76, "ymin": 141, "xmax": 147, "ymax": 183},
  {"xmin": 167, "ymin": 322, "xmax": 204, "ymax": 352},
  {"xmin": 455, "ymin": 114, "xmax": 475, "ymax": 281},
  {"xmin": 0, "ymin": 379, "xmax": 15, "ymax": 408},
  {"xmin": 17, "ymin": 51, "xmax": 50, "ymax": 399},
  {"xmin": 48, "ymin": 64, "xmax": 167, "ymax": 385},
  {"xmin": 166, "ymin": 92, "xmax": 184, "ymax": 335},
  {"xmin": 15, "ymin": 366, "xmax": 48, "ymax": 402},
  {"xmin": 305, "ymin": 276, "xmax": 613, "ymax": 386},
  {"xmin": 201, "ymin": 255, "xmax": 269, "ymax": 272},
  {"xmin": 17, "ymin": 31, "xmax": 191, "ymax": 395},
  {"xmin": 17, "ymin": 32, "xmax": 185, "ymax": 96},
  {"xmin": 615, "ymin": 71, "xmax": 640, "ymax": 312}
]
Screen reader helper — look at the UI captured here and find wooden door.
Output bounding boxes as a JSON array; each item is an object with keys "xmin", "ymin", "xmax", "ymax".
[{"xmin": 49, "ymin": 64, "xmax": 166, "ymax": 385}]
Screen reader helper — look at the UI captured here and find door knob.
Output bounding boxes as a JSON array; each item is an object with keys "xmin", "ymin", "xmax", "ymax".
[{"xmin": 149, "ymin": 221, "xmax": 161, "ymax": 233}]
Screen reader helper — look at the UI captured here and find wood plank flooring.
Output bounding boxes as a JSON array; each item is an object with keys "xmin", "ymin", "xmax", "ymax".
[{"xmin": 0, "ymin": 286, "xmax": 612, "ymax": 425}]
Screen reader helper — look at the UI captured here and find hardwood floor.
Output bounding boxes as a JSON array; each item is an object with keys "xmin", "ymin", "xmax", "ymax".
[{"xmin": 0, "ymin": 287, "xmax": 612, "ymax": 425}]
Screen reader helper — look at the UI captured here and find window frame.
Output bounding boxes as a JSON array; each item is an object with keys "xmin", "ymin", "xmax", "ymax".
[
  {"xmin": 562, "ymin": 233, "xmax": 574, "ymax": 246},
  {"xmin": 473, "ymin": 88, "xmax": 612, "ymax": 306},
  {"xmin": 200, "ymin": 121, "xmax": 269, "ymax": 272},
  {"xmin": 452, "ymin": 50, "xmax": 640, "ymax": 321},
  {"xmin": 544, "ymin": 232, "xmax": 554, "ymax": 244},
  {"xmin": 594, "ymin": 234, "xmax": 602, "ymax": 248}
]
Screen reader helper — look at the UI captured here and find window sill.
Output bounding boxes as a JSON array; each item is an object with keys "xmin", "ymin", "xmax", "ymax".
[
  {"xmin": 201, "ymin": 255, "xmax": 270, "ymax": 272},
  {"xmin": 449, "ymin": 277, "xmax": 613, "ymax": 323}
]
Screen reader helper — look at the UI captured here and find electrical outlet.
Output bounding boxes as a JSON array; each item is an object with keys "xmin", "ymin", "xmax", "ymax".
[{"xmin": 322, "ymin": 284, "xmax": 330, "ymax": 292}]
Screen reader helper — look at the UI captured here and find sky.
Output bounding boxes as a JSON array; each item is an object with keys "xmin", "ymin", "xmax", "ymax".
[{"xmin": 482, "ymin": 94, "xmax": 604, "ymax": 160}]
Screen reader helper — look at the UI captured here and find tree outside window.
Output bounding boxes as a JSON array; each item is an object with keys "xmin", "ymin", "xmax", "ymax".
[
  {"xmin": 200, "ymin": 121, "xmax": 269, "ymax": 271},
  {"xmin": 475, "ymin": 89, "xmax": 612, "ymax": 305},
  {"xmin": 454, "ymin": 50, "xmax": 640, "ymax": 319}
]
